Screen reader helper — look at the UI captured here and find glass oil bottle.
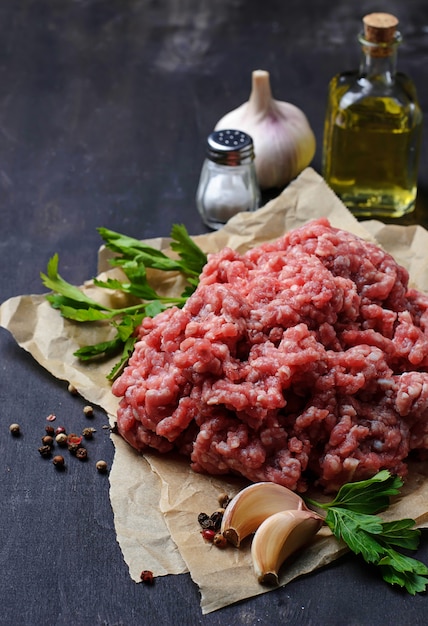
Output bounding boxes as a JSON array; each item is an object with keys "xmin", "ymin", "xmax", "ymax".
[{"xmin": 322, "ymin": 13, "xmax": 423, "ymax": 219}]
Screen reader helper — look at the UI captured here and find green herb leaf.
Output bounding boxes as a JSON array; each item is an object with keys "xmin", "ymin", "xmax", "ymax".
[
  {"xmin": 306, "ymin": 471, "xmax": 428, "ymax": 594},
  {"xmin": 41, "ymin": 255, "xmax": 106, "ymax": 311},
  {"xmin": 170, "ymin": 223, "xmax": 208, "ymax": 276},
  {"xmin": 97, "ymin": 227, "xmax": 184, "ymax": 272},
  {"xmin": 107, "ymin": 335, "xmax": 138, "ymax": 381},
  {"xmin": 377, "ymin": 519, "xmax": 421, "ymax": 551},
  {"xmin": 309, "ymin": 470, "xmax": 403, "ymax": 515},
  {"xmin": 74, "ymin": 336, "xmax": 124, "ymax": 360},
  {"xmin": 42, "ymin": 224, "xmax": 206, "ymax": 376}
]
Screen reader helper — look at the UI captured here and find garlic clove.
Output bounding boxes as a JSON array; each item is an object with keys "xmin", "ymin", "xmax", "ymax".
[
  {"xmin": 215, "ymin": 69, "xmax": 316, "ymax": 189},
  {"xmin": 220, "ymin": 481, "xmax": 308, "ymax": 547},
  {"xmin": 251, "ymin": 509, "xmax": 323, "ymax": 585}
]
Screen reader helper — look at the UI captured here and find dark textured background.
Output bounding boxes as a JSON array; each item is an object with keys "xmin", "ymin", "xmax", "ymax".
[{"xmin": 0, "ymin": 1, "xmax": 427, "ymax": 624}]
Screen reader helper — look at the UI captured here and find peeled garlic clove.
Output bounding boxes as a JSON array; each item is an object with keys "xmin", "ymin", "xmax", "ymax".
[
  {"xmin": 220, "ymin": 481, "xmax": 308, "ymax": 547},
  {"xmin": 215, "ymin": 69, "xmax": 316, "ymax": 190},
  {"xmin": 251, "ymin": 509, "xmax": 323, "ymax": 585}
]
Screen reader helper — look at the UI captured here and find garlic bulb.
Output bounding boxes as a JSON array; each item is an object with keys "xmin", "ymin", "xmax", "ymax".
[{"xmin": 215, "ymin": 70, "xmax": 316, "ymax": 189}]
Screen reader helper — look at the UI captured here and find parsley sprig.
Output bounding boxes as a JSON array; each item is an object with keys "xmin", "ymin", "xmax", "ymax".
[
  {"xmin": 41, "ymin": 224, "xmax": 207, "ymax": 380},
  {"xmin": 306, "ymin": 471, "xmax": 428, "ymax": 594}
]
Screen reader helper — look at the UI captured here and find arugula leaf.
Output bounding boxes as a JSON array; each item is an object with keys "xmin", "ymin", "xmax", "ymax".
[{"xmin": 306, "ymin": 471, "xmax": 428, "ymax": 595}]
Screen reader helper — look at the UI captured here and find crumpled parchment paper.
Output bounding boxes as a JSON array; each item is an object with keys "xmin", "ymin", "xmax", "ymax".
[{"xmin": 1, "ymin": 168, "xmax": 428, "ymax": 614}]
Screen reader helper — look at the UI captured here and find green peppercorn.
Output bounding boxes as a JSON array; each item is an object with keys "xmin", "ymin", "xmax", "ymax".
[{"xmin": 83, "ymin": 405, "xmax": 94, "ymax": 417}]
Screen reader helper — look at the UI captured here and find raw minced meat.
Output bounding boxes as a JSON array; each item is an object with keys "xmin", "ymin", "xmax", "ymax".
[{"xmin": 112, "ymin": 218, "xmax": 428, "ymax": 492}]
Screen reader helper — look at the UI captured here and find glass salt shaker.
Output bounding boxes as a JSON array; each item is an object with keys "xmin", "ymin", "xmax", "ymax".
[{"xmin": 196, "ymin": 129, "xmax": 260, "ymax": 230}]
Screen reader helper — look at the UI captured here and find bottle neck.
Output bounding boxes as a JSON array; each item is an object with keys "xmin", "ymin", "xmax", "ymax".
[{"xmin": 358, "ymin": 31, "xmax": 401, "ymax": 84}]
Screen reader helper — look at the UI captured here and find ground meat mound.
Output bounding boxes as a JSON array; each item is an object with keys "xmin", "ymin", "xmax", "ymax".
[{"xmin": 112, "ymin": 218, "xmax": 428, "ymax": 492}]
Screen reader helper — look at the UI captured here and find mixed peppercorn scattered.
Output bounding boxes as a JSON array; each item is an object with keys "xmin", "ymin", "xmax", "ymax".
[
  {"xmin": 197, "ymin": 492, "xmax": 231, "ymax": 548},
  {"xmin": 7, "ymin": 394, "xmax": 111, "ymax": 474}
]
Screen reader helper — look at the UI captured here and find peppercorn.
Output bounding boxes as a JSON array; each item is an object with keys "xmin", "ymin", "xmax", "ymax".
[
  {"xmin": 201, "ymin": 529, "xmax": 216, "ymax": 542},
  {"xmin": 213, "ymin": 533, "xmax": 228, "ymax": 548},
  {"xmin": 68, "ymin": 383, "xmax": 78, "ymax": 395},
  {"xmin": 75, "ymin": 447, "xmax": 87, "ymax": 461},
  {"xmin": 45, "ymin": 425, "xmax": 55, "ymax": 436},
  {"xmin": 197, "ymin": 512, "xmax": 212, "ymax": 529},
  {"xmin": 83, "ymin": 405, "xmax": 94, "ymax": 417},
  {"xmin": 140, "ymin": 570, "xmax": 154, "ymax": 584},
  {"xmin": 38, "ymin": 445, "xmax": 52, "ymax": 458},
  {"xmin": 55, "ymin": 426, "xmax": 66, "ymax": 436},
  {"xmin": 41, "ymin": 435, "xmax": 54, "ymax": 447},
  {"xmin": 82, "ymin": 427, "xmax": 96, "ymax": 439},
  {"xmin": 9, "ymin": 423, "xmax": 21, "ymax": 436},
  {"xmin": 218, "ymin": 492, "xmax": 231, "ymax": 509},
  {"xmin": 95, "ymin": 460, "xmax": 108, "ymax": 473},
  {"xmin": 67, "ymin": 433, "xmax": 82, "ymax": 446},
  {"xmin": 55, "ymin": 433, "xmax": 68, "ymax": 446},
  {"xmin": 52, "ymin": 455, "xmax": 65, "ymax": 469},
  {"xmin": 68, "ymin": 443, "xmax": 79, "ymax": 455},
  {"xmin": 209, "ymin": 510, "xmax": 224, "ymax": 532}
]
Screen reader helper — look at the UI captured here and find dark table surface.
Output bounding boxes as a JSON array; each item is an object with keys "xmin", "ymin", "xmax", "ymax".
[{"xmin": 1, "ymin": 1, "xmax": 428, "ymax": 625}]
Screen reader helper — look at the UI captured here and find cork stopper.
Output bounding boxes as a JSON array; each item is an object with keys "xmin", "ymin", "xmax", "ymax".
[{"xmin": 363, "ymin": 13, "xmax": 398, "ymax": 44}]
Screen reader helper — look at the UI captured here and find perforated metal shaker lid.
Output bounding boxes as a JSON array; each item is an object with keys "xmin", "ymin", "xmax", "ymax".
[{"xmin": 206, "ymin": 129, "xmax": 255, "ymax": 165}]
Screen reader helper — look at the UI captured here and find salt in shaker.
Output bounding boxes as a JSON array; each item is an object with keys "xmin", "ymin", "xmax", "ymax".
[{"xmin": 196, "ymin": 129, "xmax": 260, "ymax": 229}]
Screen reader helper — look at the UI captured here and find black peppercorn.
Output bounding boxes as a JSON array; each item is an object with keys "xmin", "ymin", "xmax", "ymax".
[
  {"xmin": 38, "ymin": 445, "xmax": 52, "ymax": 458},
  {"xmin": 209, "ymin": 510, "xmax": 224, "ymax": 532},
  {"xmin": 197, "ymin": 512, "xmax": 212, "ymax": 529}
]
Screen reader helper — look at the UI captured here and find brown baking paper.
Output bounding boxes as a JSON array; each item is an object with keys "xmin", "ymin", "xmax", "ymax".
[{"xmin": 1, "ymin": 168, "xmax": 428, "ymax": 614}]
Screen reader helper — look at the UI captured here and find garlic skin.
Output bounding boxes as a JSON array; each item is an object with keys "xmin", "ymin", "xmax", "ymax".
[
  {"xmin": 215, "ymin": 70, "xmax": 316, "ymax": 189},
  {"xmin": 251, "ymin": 509, "xmax": 323, "ymax": 585},
  {"xmin": 220, "ymin": 481, "xmax": 308, "ymax": 547}
]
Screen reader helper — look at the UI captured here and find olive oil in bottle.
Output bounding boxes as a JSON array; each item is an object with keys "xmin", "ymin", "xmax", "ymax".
[{"xmin": 322, "ymin": 13, "xmax": 423, "ymax": 218}]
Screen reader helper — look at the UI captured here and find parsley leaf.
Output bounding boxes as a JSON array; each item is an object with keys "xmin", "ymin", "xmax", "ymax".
[
  {"xmin": 306, "ymin": 471, "xmax": 428, "ymax": 595},
  {"xmin": 42, "ymin": 225, "xmax": 207, "ymax": 380}
]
